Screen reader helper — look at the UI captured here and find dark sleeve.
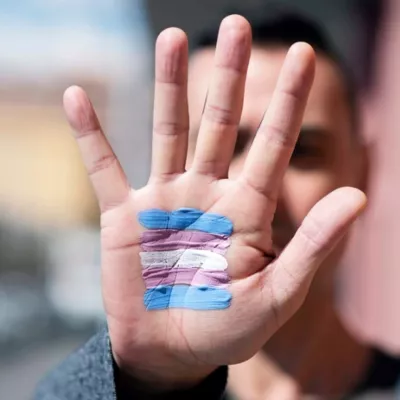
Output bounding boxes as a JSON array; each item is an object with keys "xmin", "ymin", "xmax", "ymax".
[{"xmin": 33, "ymin": 328, "xmax": 228, "ymax": 400}]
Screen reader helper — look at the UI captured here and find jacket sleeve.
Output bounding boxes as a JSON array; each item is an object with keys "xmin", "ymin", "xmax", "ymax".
[{"xmin": 33, "ymin": 327, "xmax": 228, "ymax": 400}]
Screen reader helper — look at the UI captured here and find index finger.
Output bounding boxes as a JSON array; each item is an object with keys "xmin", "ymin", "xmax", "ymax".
[
  {"xmin": 63, "ymin": 86, "xmax": 130, "ymax": 213},
  {"xmin": 240, "ymin": 43, "xmax": 315, "ymax": 201}
]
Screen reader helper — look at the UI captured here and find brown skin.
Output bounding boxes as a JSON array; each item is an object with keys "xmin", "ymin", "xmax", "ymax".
[{"xmin": 187, "ymin": 47, "xmax": 368, "ymax": 398}]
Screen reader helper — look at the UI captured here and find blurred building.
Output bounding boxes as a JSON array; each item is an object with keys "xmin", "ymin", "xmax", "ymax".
[
  {"xmin": 0, "ymin": 0, "xmax": 151, "ymax": 227},
  {"xmin": 0, "ymin": 1, "xmax": 151, "ymax": 398}
]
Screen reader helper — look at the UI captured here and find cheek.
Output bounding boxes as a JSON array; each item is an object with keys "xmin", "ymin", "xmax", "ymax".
[
  {"xmin": 228, "ymin": 154, "xmax": 247, "ymax": 179},
  {"xmin": 186, "ymin": 136, "xmax": 198, "ymax": 169},
  {"xmin": 283, "ymin": 169, "xmax": 338, "ymax": 224}
]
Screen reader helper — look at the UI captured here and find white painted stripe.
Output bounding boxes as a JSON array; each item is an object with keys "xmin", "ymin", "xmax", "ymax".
[{"xmin": 139, "ymin": 249, "xmax": 228, "ymax": 271}]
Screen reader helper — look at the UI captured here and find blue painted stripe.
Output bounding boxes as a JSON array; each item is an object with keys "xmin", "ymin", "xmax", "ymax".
[
  {"xmin": 144, "ymin": 284, "xmax": 232, "ymax": 310},
  {"xmin": 138, "ymin": 208, "xmax": 233, "ymax": 236}
]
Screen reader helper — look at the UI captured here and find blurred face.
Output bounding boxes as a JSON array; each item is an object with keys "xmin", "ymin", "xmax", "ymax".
[{"xmin": 188, "ymin": 45, "xmax": 364, "ymax": 288}]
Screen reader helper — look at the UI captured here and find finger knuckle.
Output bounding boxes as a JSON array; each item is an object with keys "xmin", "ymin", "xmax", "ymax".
[
  {"xmin": 88, "ymin": 154, "xmax": 117, "ymax": 177},
  {"xmin": 204, "ymin": 103, "xmax": 237, "ymax": 126}
]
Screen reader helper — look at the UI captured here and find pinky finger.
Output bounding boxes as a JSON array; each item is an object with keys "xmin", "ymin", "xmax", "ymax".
[{"xmin": 63, "ymin": 86, "xmax": 130, "ymax": 212}]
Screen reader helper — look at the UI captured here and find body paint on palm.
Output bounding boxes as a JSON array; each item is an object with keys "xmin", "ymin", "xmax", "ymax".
[{"xmin": 138, "ymin": 208, "xmax": 233, "ymax": 310}]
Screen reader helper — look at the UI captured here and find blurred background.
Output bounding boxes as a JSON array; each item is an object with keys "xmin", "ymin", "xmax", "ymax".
[{"xmin": 1, "ymin": 0, "xmax": 400, "ymax": 398}]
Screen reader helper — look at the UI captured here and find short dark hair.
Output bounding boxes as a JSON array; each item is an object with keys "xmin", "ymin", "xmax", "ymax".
[{"xmin": 192, "ymin": 7, "xmax": 359, "ymax": 134}]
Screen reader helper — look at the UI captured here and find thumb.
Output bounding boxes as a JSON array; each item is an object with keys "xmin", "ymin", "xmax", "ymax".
[{"xmin": 266, "ymin": 187, "xmax": 367, "ymax": 325}]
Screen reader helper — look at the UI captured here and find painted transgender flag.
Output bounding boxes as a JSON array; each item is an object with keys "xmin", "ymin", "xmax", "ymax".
[{"xmin": 138, "ymin": 208, "xmax": 233, "ymax": 310}]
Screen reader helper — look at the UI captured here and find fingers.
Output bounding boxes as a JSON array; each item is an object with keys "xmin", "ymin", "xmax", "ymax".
[
  {"xmin": 63, "ymin": 86, "xmax": 130, "ymax": 212},
  {"xmin": 150, "ymin": 28, "xmax": 189, "ymax": 181},
  {"xmin": 267, "ymin": 187, "xmax": 367, "ymax": 323},
  {"xmin": 240, "ymin": 43, "xmax": 315, "ymax": 201},
  {"xmin": 192, "ymin": 15, "xmax": 252, "ymax": 178}
]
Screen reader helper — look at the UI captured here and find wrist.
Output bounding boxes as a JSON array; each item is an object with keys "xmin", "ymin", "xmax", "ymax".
[
  {"xmin": 112, "ymin": 349, "xmax": 216, "ymax": 393},
  {"xmin": 114, "ymin": 353, "xmax": 228, "ymax": 400}
]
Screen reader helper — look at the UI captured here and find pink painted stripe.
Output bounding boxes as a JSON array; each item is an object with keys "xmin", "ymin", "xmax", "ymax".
[
  {"xmin": 140, "ymin": 230, "xmax": 230, "ymax": 254},
  {"xmin": 143, "ymin": 267, "xmax": 230, "ymax": 288}
]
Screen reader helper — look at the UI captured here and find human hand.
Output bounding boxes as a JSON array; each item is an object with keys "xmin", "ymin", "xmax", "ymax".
[
  {"xmin": 63, "ymin": 15, "xmax": 366, "ymax": 391},
  {"xmin": 228, "ymin": 352, "xmax": 301, "ymax": 400}
]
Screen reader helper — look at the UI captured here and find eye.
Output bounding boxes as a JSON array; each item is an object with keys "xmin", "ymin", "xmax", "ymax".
[
  {"xmin": 233, "ymin": 127, "xmax": 253, "ymax": 157},
  {"xmin": 290, "ymin": 131, "xmax": 330, "ymax": 169},
  {"xmin": 292, "ymin": 141, "xmax": 321, "ymax": 158}
]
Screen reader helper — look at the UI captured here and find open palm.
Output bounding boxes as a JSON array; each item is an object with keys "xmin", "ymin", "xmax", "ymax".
[{"xmin": 63, "ymin": 15, "xmax": 365, "ymax": 387}]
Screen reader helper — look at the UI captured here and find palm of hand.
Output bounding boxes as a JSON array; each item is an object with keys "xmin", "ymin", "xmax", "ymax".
[{"xmin": 63, "ymin": 15, "xmax": 365, "ymax": 385}]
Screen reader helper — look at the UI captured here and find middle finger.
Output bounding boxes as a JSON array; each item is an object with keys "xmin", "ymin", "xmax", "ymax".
[{"xmin": 191, "ymin": 15, "xmax": 252, "ymax": 179}]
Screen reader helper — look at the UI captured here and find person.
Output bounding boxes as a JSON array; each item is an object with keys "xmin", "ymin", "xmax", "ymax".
[{"xmin": 33, "ymin": 8, "xmax": 397, "ymax": 400}]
